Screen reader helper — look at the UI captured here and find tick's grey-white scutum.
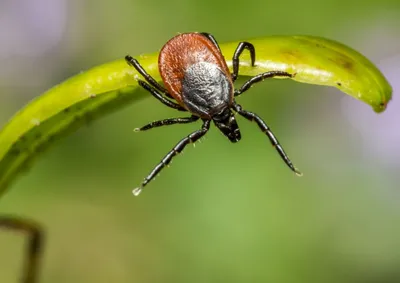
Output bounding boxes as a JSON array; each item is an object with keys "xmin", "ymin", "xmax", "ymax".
[{"xmin": 182, "ymin": 61, "xmax": 232, "ymax": 118}]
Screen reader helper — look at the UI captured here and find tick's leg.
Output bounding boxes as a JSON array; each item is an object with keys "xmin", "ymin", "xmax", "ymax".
[
  {"xmin": 234, "ymin": 71, "xmax": 294, "ymax": 97},
  {"xmin": 133, "ymin": 120, "xmax": 211, "ymax": 196},
  {"xmin": 199, "ymin": 32, "xmax": 222, "ymax": 52},
  {"xmin": 125, "ymin": 55, "xmax": 173, "ymax": 99},
  {"xmin": 0, "ymin": 216, "xmax": 44, "ymax": 283},
  {"xmin": 232, "ymin": 42, "xmax": 256, "ymax": 82},
  {"xmin": 233, "ymin": 103, "xmax": 302, "ymax": 176},
  {"xmin": 137, "ymin": 80, "xmax": 186, "ymax": 111},
  {"xmin": 135, "ymin": 115, "xmax": 199, "ymax": 132}
]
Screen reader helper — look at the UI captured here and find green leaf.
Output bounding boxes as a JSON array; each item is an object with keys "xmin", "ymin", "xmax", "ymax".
[{"xmin": 0, "ymin": 35, "xmax": 392, "ymax": 197}]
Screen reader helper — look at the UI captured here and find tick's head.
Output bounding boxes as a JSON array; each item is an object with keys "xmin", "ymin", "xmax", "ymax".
[{"xmin": 213, "ymin": 108, "xmax": 241, "ymax": 143}]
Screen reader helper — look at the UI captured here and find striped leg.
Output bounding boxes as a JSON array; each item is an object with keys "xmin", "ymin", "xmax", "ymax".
[
  {"xmin": 134, "ymin": 116, "xmax": 199, "ymax": 132},
  {"xmin": 133, "ymin": 119, "xmax": 211, "ymax": 195},
  {"xmin": 233, "ymin": 103, "xmax": 302, "ymax": 176},
  {"xmin": 234, "ymin": 71, "xmax": 293, "ymax": 97},
  {"xmin": 232, "ymin": 42, "xmax": 256, "ymax": 81}
]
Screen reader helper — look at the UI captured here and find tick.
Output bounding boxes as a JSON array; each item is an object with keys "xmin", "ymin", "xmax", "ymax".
[{"xmin": 126, "ymin": 32, "xmax": 301, "ymax": 195}]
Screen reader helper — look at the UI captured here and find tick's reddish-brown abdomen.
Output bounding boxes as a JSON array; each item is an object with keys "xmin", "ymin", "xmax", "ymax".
[{"xmin": 158, "ymin": 33, "xmax": 232, "ymax": 108}]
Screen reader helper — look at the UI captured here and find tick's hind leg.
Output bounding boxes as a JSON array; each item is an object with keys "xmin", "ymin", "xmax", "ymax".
[
  {"xmin": 0, "ymin": 216, "xmax": 44, "ymax": 283},
  {"xmin": 233, "ymin": 103, "xmax": 302, "ymax": 176},
  {"xmin": 199, "ymin": 32, "xmax": 222, "ymax": 52},
  {"xmin": 135, "ymin": 115, "xmax": 199, "ymax": 131},
  {"xmin": 137, "ymin": 80, "xmax": 186, "ymax": 111},
  {"xmin": 133, "ymin": 119, "xmax": 211, "ymax": 196},
  {"xmin": 234, "ymin": 71, "xmax": 294, "ymax": 97},
  {"xmin": 125, "ymin": 55, "xmax": 173, "ymax": 98},
  {"xmin": 232, "ymin": 42, "xmax": 256, "ymax": 82}
]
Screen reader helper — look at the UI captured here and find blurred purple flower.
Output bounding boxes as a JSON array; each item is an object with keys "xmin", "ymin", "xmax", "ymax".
[
  {"xmin": 341, "ymin": 54, "xmax": 400, "ymax": 167},
  {"xmin": 0, "ymin": 0, "xmax": 67, "ymax": 59}
]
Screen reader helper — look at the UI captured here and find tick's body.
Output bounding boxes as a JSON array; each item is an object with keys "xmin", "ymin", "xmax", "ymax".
[
  {"xmin": 126, "ymin": 32, "xmax": 301, "ymax": 195},
  {"xmin": 159, "ymin": 33, "xmax": 234, "ymax": 118}
]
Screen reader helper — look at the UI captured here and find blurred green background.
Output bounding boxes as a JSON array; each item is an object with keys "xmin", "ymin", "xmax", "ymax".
[{"xmin": 1, "ymin": 0, "xmax": 400, "ymax": 282}]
